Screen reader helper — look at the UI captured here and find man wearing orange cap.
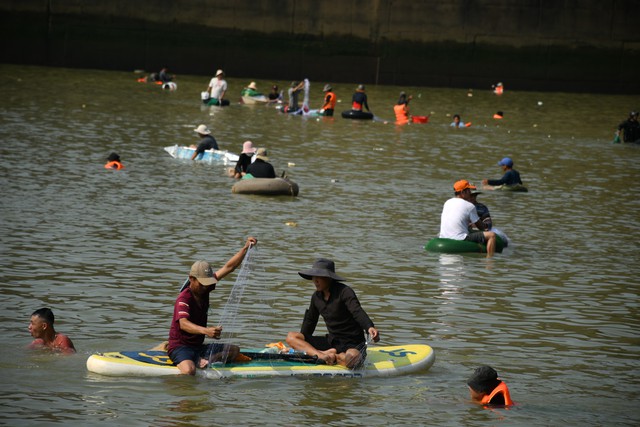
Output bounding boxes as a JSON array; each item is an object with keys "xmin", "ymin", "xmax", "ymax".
[{"xmin": 439, "ymin": 180, "xmax": 496, "ymax": 257}]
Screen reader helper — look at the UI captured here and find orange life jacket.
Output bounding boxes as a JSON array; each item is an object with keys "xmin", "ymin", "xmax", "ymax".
[
  {"xmin": 481, "ymin": 382, "xmax": 513, "ymax": 406},
  {"xmin": 493, "ymin": 114, "xmax": 503, "ymax": 119},
  {"xmin": 394, "ymin": 104, "xmax": 409, "ymax": 125},
  {"xmin": 104, "ymin": 161, "xmax": 124, "ymax": 170},
  {"xmin": 322, "ymin": 92, "xmax": 336, "ymax": 110},
  {"xmin": 494, "ymin": 86, "xmax": 503, "ymax": 95}
]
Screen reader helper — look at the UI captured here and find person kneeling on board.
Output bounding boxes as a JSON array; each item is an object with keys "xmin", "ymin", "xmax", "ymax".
[
  {"xmin": 467, "ymin": 365, "xmax": 514, "ymax": 406},
  {"xmin": 167, "ymin": 236, "xmax": 257, "ymax": 375},
  {"xmin": 286, "ymin": 258, "xmax": 380, "ymax": 368}
]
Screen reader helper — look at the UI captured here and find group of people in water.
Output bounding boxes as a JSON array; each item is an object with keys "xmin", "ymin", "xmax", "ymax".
[{"xmin": 438, "ymin": 157, "xmax": 523, "ymax": 258}]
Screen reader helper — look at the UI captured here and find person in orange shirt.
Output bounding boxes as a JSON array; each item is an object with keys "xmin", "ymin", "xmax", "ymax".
[
  {"xmin": 104, "ymin": 152, "xmax": 124, "ymax": 170},
  {"xmin": 467, "ymin": 365, "xmax": 514, "ymax": 406},
  {"xmin": 28, "ymin": 308, "xmax": 76, "ymax": 354}
]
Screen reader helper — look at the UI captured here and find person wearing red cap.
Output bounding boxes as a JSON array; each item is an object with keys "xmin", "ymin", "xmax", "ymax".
[
  {"xmin": 439, "ymin": 180, "xmax": 497, "ymax": 257},
  {"xmin": 167, "ymin": 236, "xmax": 257, "ymax": 375}
]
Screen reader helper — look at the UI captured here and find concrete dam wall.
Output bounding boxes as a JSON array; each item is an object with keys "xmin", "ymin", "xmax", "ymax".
[{"xmin": 2, "ymin": 0, "xmax": 638, "ymax": 93}]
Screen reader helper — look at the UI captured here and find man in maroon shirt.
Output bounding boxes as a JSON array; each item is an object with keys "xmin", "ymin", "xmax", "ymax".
[{"xmin": 168, "ymin": 236, "xmax": 257, "ymax": 375}]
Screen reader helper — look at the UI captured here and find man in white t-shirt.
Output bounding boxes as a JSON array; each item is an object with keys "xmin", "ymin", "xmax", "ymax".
[
  {"xmin": 205, "ymin": 69, "xmax": 229, "ymax": 106},
  {"xmin": 439, "ymin": 179, "xmax": 496, "ymax": 257}
]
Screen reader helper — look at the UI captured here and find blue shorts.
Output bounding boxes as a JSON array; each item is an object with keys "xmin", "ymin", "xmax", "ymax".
[{"xmin": 168, "ymin": 343, "xmax": 226, "ymax": 365}]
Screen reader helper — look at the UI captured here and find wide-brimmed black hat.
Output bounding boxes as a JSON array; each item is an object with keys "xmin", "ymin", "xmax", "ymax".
[
  {"xmin": 467, "ymin": 365, "xmax": 501, "ymax": 393},
  {"xmin": 298, "ymin": 258, "xmax": 345, "ymax": 281}
]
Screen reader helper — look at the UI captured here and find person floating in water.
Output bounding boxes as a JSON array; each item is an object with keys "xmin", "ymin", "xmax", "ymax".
[
  {"xmin": 28, "ymin": 308, "xmax": 76, "ymax": 354},
  {"xmin": 104, "ymin": 152, "xmax": 124, "ymax": 170},
  {"xmin": 467, "ymin": 365, "xmax": 514, "ymax": 406}
]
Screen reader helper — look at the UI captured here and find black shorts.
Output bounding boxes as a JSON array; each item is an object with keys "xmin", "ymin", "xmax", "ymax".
[
  {"xmin": 307, "ymin": 334, "xmax": 366, "ymax": 355},
  {"xmin": 465, "ymin": 230, "xmax": 485, "ymax": 243}
]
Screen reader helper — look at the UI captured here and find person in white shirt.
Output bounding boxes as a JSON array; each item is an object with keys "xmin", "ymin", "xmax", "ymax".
[
  {"xmin": 205, "ymin": 69, "xmax": 229, "ymax": 106},
  {"xmin": 439, "ymin": 179, "xmax": 496, "ymax": 257}
]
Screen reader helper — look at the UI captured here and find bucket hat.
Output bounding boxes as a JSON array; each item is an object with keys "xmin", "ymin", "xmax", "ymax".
[
  {"xmin": 194, "ymin": 124, "xmax": 211, "ymax": 135},
  {"xmin": 298, "ymin": 258, "xmax": 345, "ymax": 281}
]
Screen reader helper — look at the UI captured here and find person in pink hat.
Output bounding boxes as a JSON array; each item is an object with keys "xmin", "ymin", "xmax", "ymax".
[{"xmin": 230, "ymin": 140, "xmax": 257, "ymax": 179}]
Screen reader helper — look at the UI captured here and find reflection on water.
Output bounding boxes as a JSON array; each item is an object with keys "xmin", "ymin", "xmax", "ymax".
[{"xmin": 1, "ymin": 64, "xmax": 639, "ymax": 426}]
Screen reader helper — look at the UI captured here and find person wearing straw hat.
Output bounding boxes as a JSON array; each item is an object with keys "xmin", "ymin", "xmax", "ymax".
[
  {"xmin": 191, "ymin": 124, "xmax": 219, "ymax": 161},
  {"xmin": 168, "ymin": 236, "xmax": 257, "ymax": 375},
  {"xmin": 205, "ymin": 69, "xmax": 229, "ymax": 106},
  {"xmin": 439, "ymin": 180, "xmax": 496, "ymax": 257},
  {"xmin": 286, "ymin": 258, "xmax": 380, "ymax": 368},
  {"xmin": 241, "ymin": 81, "xmax": 263, "ymax": 97},
  {"xmin": 230, "ymin": 140, "xmax": 257, "ymax": 179},
  {"xmin": 245, "ymin": 148, "xmax": 276, "ymax": 178}
]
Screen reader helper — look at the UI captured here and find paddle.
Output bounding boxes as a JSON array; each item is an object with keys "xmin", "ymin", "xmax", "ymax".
[{"xmin": 239, "ymin": 351, "xmax": 325, "ymax": 365}]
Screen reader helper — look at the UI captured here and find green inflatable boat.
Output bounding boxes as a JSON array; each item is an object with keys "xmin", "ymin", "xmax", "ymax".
[{"xmin": 424, "ymin": 234, "xmax": 506, "ymax": 254}]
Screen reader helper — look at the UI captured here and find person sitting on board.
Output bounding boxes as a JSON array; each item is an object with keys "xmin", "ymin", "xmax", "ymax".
[
  {"xmin": 191, "ymin": 124, "xmax": 219, "ymax": 161},
  {"xmin": 104, "ymin": 152, "xmax": 124, "ymax": 170},
  {"xmin": 230, "ymin": 140, "xmax": 257, "ymax": 179},
  {"xmin": 351, "ymin": 84, "xmax": 371, "ymax": 113},
  {"xmin": 616, "ymin": 111, "xmax": 640, "ymax": 143},
  {"xmin": 245, "ymin": 148, "xmax": 276, "ymax": 178},
  {"xmin": 168, "ymin": 237, "xmax": 258, "ymax": 375},
  {"xmin": 467, "ymin": 365, "xmax": 514, "ymax": 406},
  {"xmin": 439, "ymin": 180, "xmax": 497, "ymax": 258},
  {"xmin": 285, "ymin": 258, "xmax": 380, "ymax": 368},
  {"xmin": 481, "ymin": 157, "xmax": 523, "ymax": 189},
  {"xmin": 450, "ymin": 114, "xmax": 471, "ymax": 128},
  {"xmin": 204, "ymin": 69, "xmax": 229, "ymax": 106},
  {"xmin": 284, "ymin": 81, "xmax": 305, "ymax": 114},
  {"xmin": 28, "ymin": 308, "xmax": 76, "ymax": 354},
  {"xmin": 394, "ymin": 92, "xmax": 412, "ymax": 125},
  {"xmin": 319, "ymin": 84, "xmax": 337, "ymax": 117},
  {"xmin": 241, "ymin": 81, "xmax": 262, "ymax": 98}
]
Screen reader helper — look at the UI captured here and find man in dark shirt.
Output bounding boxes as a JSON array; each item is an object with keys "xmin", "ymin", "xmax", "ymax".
[
  {"xmin": 482, "ymin": 157, "xmax": 523, "ymax": 187},
  {"xmin": 191, "ymin": 124, "xmax": 219, "ymax": 160},
  {"xmin": 617, "ymin": 111, "xmax": 640, "ymax": 143},
  {"xmin": 286, "ymin": 258, "xmax": 380, "ymax": 368},
  {"xmin": 246, "ymin": 148, "xmax": 276, "ymax": 178}
]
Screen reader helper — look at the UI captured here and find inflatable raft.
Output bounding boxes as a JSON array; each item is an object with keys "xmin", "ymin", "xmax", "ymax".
[
  {"xmin": 492, "ymin": 184, "xmax": 528, "ymax": 192},
  {"xmin": 341, "ymin": 110, "xmax": 374, "ymax": 120},
  {"xmin": 232, "ymin": 177, "xmax": 299, "ymax": 196},
  {"xmin": 241, "ymin": 95, "xmax": 268, "ymax": 105},
  {"xmin": 86, "ymin": 344, "xmax": 435, "ymax": 379},
  {"xmin": 164, "ymin": 145, "xmax": 239, "ymax": 165},
  {"xmin": 424, "ymin": 234, "xmax": 506, "ymax": 254}
]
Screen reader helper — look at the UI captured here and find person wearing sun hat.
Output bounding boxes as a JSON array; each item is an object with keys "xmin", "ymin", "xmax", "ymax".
[
  {"xmin": 167, "ymin": 236, "xmax": 258, "ymax": 375},
  {"xmin": 245, "ymin": 147, "xmax": 276, "ymax": 178},
  {"xmin": 285, "ymin": 258, "xmax": 380, "ymax": 368},
  {"xmin": 439, "ymin": 180, "xmax": 497, "ymax": 257},
  {"xmin": 241, "ymin": 81, "xmax": 263, "ymax": 97},
  {"xmin": 190, "ymin": 124, "xmax": 219, "ymax": 160},
  {"xmin": 319, "ymin": 83, "xmax": 336, "ymax": 116},
  {"xmin": 482, "ymin": 157, "xmax": 523, "ymax": 188},
  {"xmin": 230, "ymin": 140, "xmax": 258, "ymax": 179},
  {"xmin": 205, "ymin": 69, "xmax": 229, "ymax": 106},
  {"xmin": 467, "ymin": 365, "xmax": 514, "ymax": 406}
]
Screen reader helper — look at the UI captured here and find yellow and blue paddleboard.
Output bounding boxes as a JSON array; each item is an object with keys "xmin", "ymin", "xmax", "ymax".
[{"xmin": 86, "ymin": 344, "xmax": 435, "ymax": 379}]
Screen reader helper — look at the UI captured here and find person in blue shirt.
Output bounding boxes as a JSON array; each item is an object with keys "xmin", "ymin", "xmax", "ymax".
[{"xmin": 482, "ymin": 157, "xmax": 523, "ymax": 187}]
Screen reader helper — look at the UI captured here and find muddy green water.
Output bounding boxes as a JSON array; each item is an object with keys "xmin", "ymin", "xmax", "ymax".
[{"xmin": 1, "ymin": 64, "xmax": 639, "ymax": 426}]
